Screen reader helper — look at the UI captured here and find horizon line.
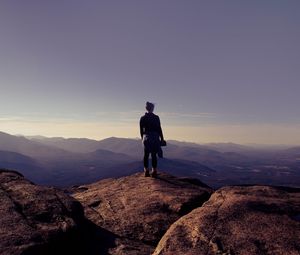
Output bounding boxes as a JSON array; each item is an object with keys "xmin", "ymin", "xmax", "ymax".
[{"xmin": 1, "ymin": 130, "xmax": 298, "ymax": 147}]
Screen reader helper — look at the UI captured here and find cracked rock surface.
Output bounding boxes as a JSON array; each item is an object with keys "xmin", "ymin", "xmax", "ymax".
[
  {"xmin": 72, "ymin": 172, "xmax": 213, "ymax": 255},
  {"xmin": 153, "ymin": 185, "xmax": 300, "ymax": 255},
  {"xmin": 0, "ymin": 169, "xmax": 85, "ymax": 255}
]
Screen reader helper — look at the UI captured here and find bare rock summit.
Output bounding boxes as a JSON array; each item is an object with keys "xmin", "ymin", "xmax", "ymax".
[
  {"xmin": 72, "ymin": 172, "xmax": 213, "ymax": 255},
  {"xmin": 3, "ymin": 168, "xmax": 298, "ymax": 255},
  {"xmin": 0, "ymin": 169, "xmax": 86, "ymax": 255},
  {"xmin": 153, "ymin": 185, "xmax": 300, "ymax": 255}
]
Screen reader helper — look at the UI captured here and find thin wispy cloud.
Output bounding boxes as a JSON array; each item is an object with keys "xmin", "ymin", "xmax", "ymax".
[
  {"xmin": 0, "ymin": 113, "xmax": 130, "ymax": 125},
  {"xmin": 92, "ymin": 111, "xmax": 141, "ymax": 123},
  {"xmin": 0, "ymin": 117, "xmax": 23, "ymax": 122},
  {"xmin": 160, "ymin": 112, "xmax": 216, "ymax": 119},
  {"xmin": 0, "ymin": 114, "xmax": 84, "ymax": 124}
]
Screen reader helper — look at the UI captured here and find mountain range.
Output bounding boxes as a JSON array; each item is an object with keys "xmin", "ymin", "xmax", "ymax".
[{"xmin": 0, "ymin": 131, "xmax": 299, "ymax": 188}]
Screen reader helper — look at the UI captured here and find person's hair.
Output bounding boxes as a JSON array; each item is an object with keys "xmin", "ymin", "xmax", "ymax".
[{"xmin": 146, "ymin": 101, "xmax": 155, "ymax": 112}]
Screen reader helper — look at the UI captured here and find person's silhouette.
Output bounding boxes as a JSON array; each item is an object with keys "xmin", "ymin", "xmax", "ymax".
[{"xmin": 140, "ymin": 102, "xmax": 165, "ymax": 177}]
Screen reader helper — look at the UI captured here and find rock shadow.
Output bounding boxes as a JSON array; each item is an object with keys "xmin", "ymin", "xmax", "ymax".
[{"xmin": 21, "ymin": 219, "xmax": 117, "ymax": 255}]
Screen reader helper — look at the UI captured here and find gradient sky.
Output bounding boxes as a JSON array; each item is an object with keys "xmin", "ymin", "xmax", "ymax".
[{"xmin": 1, "ymin": 1, "xmax": 300, "ymax": 144}]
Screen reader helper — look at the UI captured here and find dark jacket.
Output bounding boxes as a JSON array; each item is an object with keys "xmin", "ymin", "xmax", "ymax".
[
  {"xmin": 139, "ymin": 112, "xmax": 164, "ymax": 140},
  {"xmin": 140, "ymin": 112, "xmax": 164, "ymax": 154}
]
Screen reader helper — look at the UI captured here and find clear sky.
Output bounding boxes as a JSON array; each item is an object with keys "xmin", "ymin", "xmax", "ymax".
[{"xmin": 0, "ymin": 1, "xmax": 300, "ymax": 144}]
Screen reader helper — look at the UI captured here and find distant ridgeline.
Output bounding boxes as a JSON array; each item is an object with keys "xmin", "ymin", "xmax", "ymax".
[{"xmin": 0, "ymin": 131, "xmax": 299, "ymax": 188}]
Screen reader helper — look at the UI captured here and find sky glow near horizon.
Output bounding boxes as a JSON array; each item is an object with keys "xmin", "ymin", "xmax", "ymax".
[{"xmin": 0, "ymin": 1, "xmax": 300, "ymax": 144}]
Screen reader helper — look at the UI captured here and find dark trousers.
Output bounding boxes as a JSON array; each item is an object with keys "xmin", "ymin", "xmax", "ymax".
[{"xmin": 143, "ymin": 149, "xmax": 157, "ymax": 169}]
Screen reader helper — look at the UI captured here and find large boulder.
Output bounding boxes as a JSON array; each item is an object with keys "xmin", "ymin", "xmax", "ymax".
[
  {"xmin": 153, "ymin": 185, "xmax": 300, "ymax": 255},
  {"xmin": 72, "ymin": 172, "xmax": 212, "ymax": 255},
  {"xmin": 0, "ymin": 169, "xmax": 86, "ymax": 255}
]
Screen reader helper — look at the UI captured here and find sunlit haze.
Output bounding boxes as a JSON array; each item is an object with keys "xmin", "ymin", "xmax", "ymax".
[{"xmin": 1, "ymin": 1, "xmax": 300, "ymax": 144}]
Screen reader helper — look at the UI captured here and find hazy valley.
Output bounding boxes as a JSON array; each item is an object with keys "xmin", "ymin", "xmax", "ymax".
[{"xmin": 0, "ymin": 131, "xmax": 299, "ymax": 188}]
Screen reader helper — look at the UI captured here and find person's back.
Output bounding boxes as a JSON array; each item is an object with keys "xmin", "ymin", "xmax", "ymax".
[
  {"xmin": 140, "ymin": 102, "xmax": 165, "ymax": 178},
  {"xmin": 140, "ymin": 112, "xmax": 163, "ymax": 138}
]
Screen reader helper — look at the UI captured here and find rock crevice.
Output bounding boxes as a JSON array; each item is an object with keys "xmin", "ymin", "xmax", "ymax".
[
  {"xmin": 72, "ymin": 172, "xmax": 213, "ymax": 255},
  {"xmin": 205, "ymin": 191, "xmax": 226, "ymax": 255}
]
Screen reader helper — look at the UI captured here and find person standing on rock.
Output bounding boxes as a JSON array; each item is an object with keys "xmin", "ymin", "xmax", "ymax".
[{"xmin": 140, "ymin": 102, "xmax": 166, "ymax": 178}]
